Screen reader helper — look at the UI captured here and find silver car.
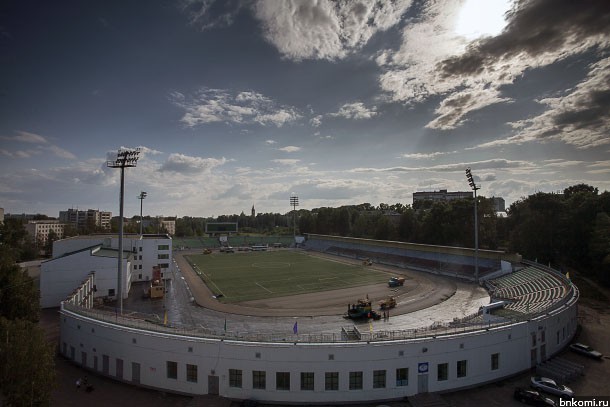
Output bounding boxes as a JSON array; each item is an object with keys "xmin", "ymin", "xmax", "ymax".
[
  {"xmin": 531, "ymin": 376, "xmax": 574, "ymax": 399},
  {"xmin": 569, "ymin": 343, "xmax": 603, "ymax": 360}
]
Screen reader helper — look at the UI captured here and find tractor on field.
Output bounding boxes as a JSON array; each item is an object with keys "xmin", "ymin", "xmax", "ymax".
[
  {"xmin": 344, "ymin": 297, "xmax": 381, "ymax": 320},
  {"xmin": 388, "ymin": 277, "xmax": 405, "ymax": 287},
  {"xmin": 379, "ymin": 296, "xmax": 396, "ymax": 310}
]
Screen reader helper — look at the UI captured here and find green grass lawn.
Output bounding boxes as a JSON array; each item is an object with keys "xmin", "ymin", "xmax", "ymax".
[{"xmin": 186, "ymin": 250, "xmax": 388, "ymax": 303}]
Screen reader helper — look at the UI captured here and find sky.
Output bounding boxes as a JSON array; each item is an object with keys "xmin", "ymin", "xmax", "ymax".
[{"xmin": 1, "ymin": 0, "xmax": 609, "ymax": 219}]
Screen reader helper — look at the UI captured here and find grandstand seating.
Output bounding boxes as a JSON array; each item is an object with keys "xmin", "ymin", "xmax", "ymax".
[{"xmin": 488, "ymin": 267, "xmax": 569, "ymax": 314}]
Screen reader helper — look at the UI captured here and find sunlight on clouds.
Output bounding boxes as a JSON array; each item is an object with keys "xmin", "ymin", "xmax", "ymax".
[{"xmin": 454, "ymin": 0, "xmax": 511, "ymax": 40}]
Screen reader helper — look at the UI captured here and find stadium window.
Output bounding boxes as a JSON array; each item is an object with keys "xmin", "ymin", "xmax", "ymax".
[
  {"xmin": 325, "ymin": 372, "xmax": 339, "ymax": 391},
  {"xmin": 139, "ymin": 247, "xmax": 142, "ymax": 252},
  {"xmin": 167, "ymin": 361, "xmax": 177, "ymax": 379},
  {"xmin": 373, "ymin": 370, "xmax": 386, "ymax": 388},
  {"xmin": 229, "ymin": 369, "xmax": 242, "ymax": 388},
  {"xmin": 253, "ymin": 371, "xmax": 266, "ymax": 389},
  {"xmin": 349, "ymin": 371, "xmax": 363, "ymax": 390},
  {"xmin": 457, "ymin": 360, "xmax": 467, "ymax": 378},
  {"xmin": 396, "ymin": 368, "xmax": 408, "ymax": 386},
  {"xmin": 437, "ymin": 363, "xmax": 448, "ymax": 381},
  {"xmin": 276, "ymin": 372, "xmax": 290, "ymax": 391},
  {"xmin": 158, "ymin": 244, "xmax": 169, "ymax": 250},
  {"xmin": 158, "ymin": 254, "xmax": 169, "ymax": 259},
  {"xmin": 300, "ymin": 372, "xmax": 314, "ymax": 391},
  {"xmin": 186, "ymin": 364, "xmax": 197, "ymax": 383},
  {"xmin": 108, "ymin": 289, "xmax": 115, "ymax": 297},
  {"xmin": 557, "ymin": 331, "xmax": 560, "ymax": 345},
  {"xmin": 491, "ymin": 353, "xmax": 500, "ymax": 371},
  {"xmin": 159, "ymin": 263, "xmax": 169, "ymax": 269}
]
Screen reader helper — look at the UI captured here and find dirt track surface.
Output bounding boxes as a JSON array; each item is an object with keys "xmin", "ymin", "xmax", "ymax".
[{"xmin": 174, "ymin": 249, "xmax": 456, "ymax": 317}]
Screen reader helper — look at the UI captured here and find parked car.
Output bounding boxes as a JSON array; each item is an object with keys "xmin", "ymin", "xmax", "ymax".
[
  {"xmin": 531, "ymin": 376, "xmax": 574, "ymax": 399},
  {"xmin": 514, "ymin": 387, "xmax": 556, "ymax": 406},
  {"xmin": 570, "ymin": 343, "xmax": 604, "ymax": 360}
]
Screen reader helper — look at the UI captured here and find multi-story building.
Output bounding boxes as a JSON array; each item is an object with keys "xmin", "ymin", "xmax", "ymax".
[
  {"xmin": 59, "ymin": 208, "xmax": 112, "ymax": 231},
  {"xmin": 25, "ymin": 220, "xmax": 66, "ymax": 245},
  {"xmin": 491, "ymin": 197, "xmax": 506, "ymax": 212},
  {"xmin": 413, "ymin": 189, "xmax": 473, "ymax": 203},
  {"xmin": 141, "ymin": 217, "xmax": 176, "ymax": 235}
]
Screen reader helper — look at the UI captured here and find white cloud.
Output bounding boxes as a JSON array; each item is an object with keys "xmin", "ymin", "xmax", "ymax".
[
  {"xmin": 329, "ymin": 102, "xmax": 378, "ymax": 120},
  {"xmin": 171, "ymin": 88, "xmax": 301, "ymax": 128},
  {"xmin": 0, "ymin": 130, "xmax": 76, "ymax": 159},
  {"xmin": 271, "ymin": 158, "xmax": 300, "ymax": 166},
  {"xmin": 253, "ymin": 0, "xmax": 413, "ymax": 61},
  {"xmin": 379, "ymin": 0, "xmax": 610, "ymax": 132},
  {"xmin": 159, "ymin": 153, "xmax": 228, "ymax": 174},
  {"xmin": 402, "ymin": 151, "xmax": 456, "ymax": 159},
  {"xmin": 278, "ymin": 146, "xmax": 301, "ymax": 153},
  {"xmin": 506, "ymin": 57, "xmax": 610, "ymax": 149}
]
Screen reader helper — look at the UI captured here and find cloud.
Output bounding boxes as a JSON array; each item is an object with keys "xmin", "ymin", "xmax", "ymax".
[
  {"xmin": 265, "ymin": 139, "xmax": 276, "ymax": 145},
  {"xmin": 253, "ymin": 0, "xmax": 413, "ymax": 61},
  {"xmin": 179, "ymin": 0, "xmax": 249, "ymax": 30},
  {"xmin": 0, "ymin": 131, "xmax": 76, "ymax": 159},
  {"xmin": 349, "ymin": 158, "xmax": 535, "ymax": 173},
  {"xmin": 171, "ymin": 88, "xmax": 301, "ymax": 128},
  {"xmin": 402, "ymin": 151, "xmax": 456, "ymax": 159},
  {"xmin": 379, "ymin": 0, "xmax": 610, "ymax": 132},
  {"xmin": 506, "ymin": 57, "xmax": 610, "ymax": 149},
  {"xmin": 277, "ymin": 146, "xmax": 301, "ymax": 153},
  {"xmin": 159, "ymin": 153, "xmax": 228, "ymax": 174},
  {"xmin": 270, "ymin": 158, "xmax": 300, "ymax": 166},
  {"xmin": 329, "ymin": 102, "xmax": 378, "ymax": 120},
  {"xmin": 310, "ymin": 115, "xmax": 323, "ymax": 127}
]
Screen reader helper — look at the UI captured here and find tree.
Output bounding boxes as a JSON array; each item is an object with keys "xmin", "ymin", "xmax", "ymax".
[
  {"xmin": 0, "ymin": 247, "xmax": 56, "ymax": 405},
  {"xmin": 0, "ymin": 317, "xmax": 57, "ymax": 406}
]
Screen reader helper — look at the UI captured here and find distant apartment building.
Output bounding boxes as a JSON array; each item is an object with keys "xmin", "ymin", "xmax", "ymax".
[
  {"xmin": 59, "ymin": 208, "xmax": 112, "ymax": 231},
  {"xmin": 491, "ymin": 197, "xmax": 506, "ymax": 212},
  {"xmin": 0, "ymin": 207, "xmax": 4, "ymax": 224},
  {"xmin": 25, "ymin": 220, "xmax": 66, "ymax": 245},
  {"xmin": 413, "ymin": 190, "xmax": 507, "ymax": 212},
  {"xmin": 413, "ymin": 189, "xmax": 473, "ymax": 203},
  {"xmin": 141, "ymin": 217, "xmax": 176, "ymax": 235}
]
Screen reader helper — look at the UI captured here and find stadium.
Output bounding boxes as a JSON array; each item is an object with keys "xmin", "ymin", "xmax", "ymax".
[{"xmin": 56, "ymin": 233, "xmax": 578, "ymax": 405}]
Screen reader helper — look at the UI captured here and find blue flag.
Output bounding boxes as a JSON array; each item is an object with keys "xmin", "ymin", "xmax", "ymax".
[{"xmin": 293, "ymin": 321, "xmax": 298, "ymax": 334}]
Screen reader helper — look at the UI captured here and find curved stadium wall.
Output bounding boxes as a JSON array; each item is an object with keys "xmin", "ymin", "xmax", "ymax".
[{"xmin": 59, "ymin": 238, "xmax": 578, "ymax": 404}]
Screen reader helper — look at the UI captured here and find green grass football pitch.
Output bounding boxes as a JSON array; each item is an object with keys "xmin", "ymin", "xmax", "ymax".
[{"xmin": 186, "ymin": 250, "xmax": 388, "ymax": 303}]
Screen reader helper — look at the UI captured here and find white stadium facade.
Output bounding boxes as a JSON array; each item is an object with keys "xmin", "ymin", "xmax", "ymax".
[{"xmin": 48, "ymin": 234, "xmax": 578, "ymax": 405}]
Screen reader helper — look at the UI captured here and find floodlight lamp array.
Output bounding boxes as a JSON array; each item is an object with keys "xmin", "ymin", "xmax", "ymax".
[
  {"xmin": 138, "ymin": 191, "xmax": 147, "ymax": 199},
  {"xmin": 465, "ymin": 167, "xmax": 479, "ymax": 191},
  {"xmin": 107, "ymin": 148, "xmax": 141, "ymax": 168},
  {"xmin": 290, "ymin": 195, "xmax": 299, "ymax": 207}
]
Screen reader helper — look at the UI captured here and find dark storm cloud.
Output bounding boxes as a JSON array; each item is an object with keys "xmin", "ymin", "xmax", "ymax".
[{"xmin": 440, "ymin": 0, "xmax": 610, "ymax": 78}]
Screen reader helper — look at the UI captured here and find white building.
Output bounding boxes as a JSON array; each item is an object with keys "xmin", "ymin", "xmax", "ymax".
[
  {"xmin": 25, "ymin": 220, "xmax": 66, "ymax": 245},
  {"xmin": 40, "ymin": 234, "xmax": 172, "ymax": 308}
]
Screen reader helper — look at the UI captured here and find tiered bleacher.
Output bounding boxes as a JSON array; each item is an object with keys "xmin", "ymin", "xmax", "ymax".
[
  {"xmin": 305, "ymin": 243, "xmax": 495, "ymax": 279},
  {"xmin": 487, "ymin": 266, "xmax": 569, "ymax": 314}
]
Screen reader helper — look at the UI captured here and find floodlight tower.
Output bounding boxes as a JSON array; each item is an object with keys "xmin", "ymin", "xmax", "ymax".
[
  {"xmin": 465, "ymin": 167, "xmax": 480, "ymax": 282},
  {"xmin": 107, "ymin": 148, "xmax": 140, "ymax": 314},
  {"xmin": 137, "ymin": 191, "xmax": 147, "ymax": 236},
  {"xmin": 290, "ymin": 193, "xmax": 299, "ymax": 238}
]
